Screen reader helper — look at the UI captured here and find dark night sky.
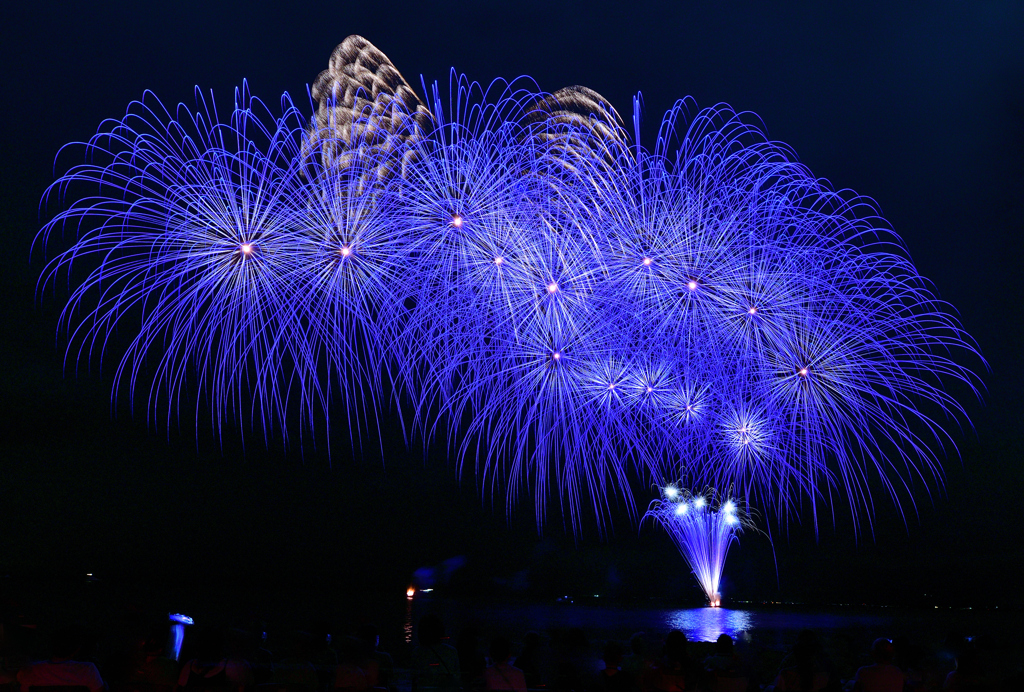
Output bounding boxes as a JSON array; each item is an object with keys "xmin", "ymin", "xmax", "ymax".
[{"xmin": 1, "ymin": 2, "xmax": 1022, "ymax": 608}]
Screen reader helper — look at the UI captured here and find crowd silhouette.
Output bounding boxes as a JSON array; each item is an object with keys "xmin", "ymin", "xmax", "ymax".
[{"xmin": 1, "ymin": 614, "xmax": 1018, "ymax": 692}]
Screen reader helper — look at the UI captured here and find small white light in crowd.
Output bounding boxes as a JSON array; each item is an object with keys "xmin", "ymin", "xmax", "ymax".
[
  {"xmin": 688, "ymin": 280, "xmax": 698, "ymax": 291},
  {"xmin": 552, "ymin": 351, "xmax": 561, "ymax": 360},
  {"xmin": 694, "ymin": 496, "xmax": 706, "ymax": 509},
  {"xmin": 547, "ymin": 282, "xmax": 559, "ymax": 293},
  {"xmin": 748, "ymin": 306, "xmax": 757, "ymax": 315},
  {"xmin": 340, "ymin": 246, "xmax": 351, "ymax": 257},
  {"xmin": 240, "ymin": 243, "xmax": 254, "ymax": 256},
  {"xmin": 799, "ymin": 367, "xmax": 809, "ymax": 377},
  {"xmin": 494, "ymin": 256, "xmax": 503, "ymax": 265},
  {"xmin": 642, "ymin": 257, "xmax": 653, "ymax": 266},
  {"xmin": 723, "ymin": 501, "xmax": 736, "ymax": 514},
  {"xmin": 675, "ymin": 503, "xmax": 688, "ymax": 516},
  {"xmin": 664, "ymin": 486, "xmax": 678, "ymax": 499},
  {"xmin": 451, "ymin": 215, "xmax": 464, "ymax": 228}
]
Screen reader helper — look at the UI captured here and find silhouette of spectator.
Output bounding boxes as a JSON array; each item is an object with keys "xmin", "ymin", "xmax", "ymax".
[
  {"xmin": 271, "ymin": 631, "xmax": 318, "ymax": 692},
  {"xmin": 307, "ymin": 621, "xmax": 338, "ymax": 667},
  {"xmin": 356, "ymin": 624, "xmax": 394, "ymax": 691},
  {"xmin": 484, "ymin": 637, "xmax": 526, "ymax": 692},
  {"xmin": 411, "ymin": 615, "xmax": 460, "ymax": 692},
  {"xmin": 177, "ymin": 627, "xmax": 253, "ymax": 692},
  {"xmin": 126, "ymin": 624, "xmax": 180, "ymax": 687},
  {"xmin": 511, "ymin": 632, "xmax": 548, "ymax": 689},
  {"xmin": 704, "ymin": 634, "xmax": 746, "ymax": 692},
  {"xmin": 622, "ymin": 632, "xmax": 656, "ymax": 692},
  {"xmin": 851, "ymin": 639, "xmax": 903, "ymax": 692},
  {"xmin": 596, "ymin": 641, "xmax": 633, "ymax": 692},
  {"xmin": 553, "ymin": 628, "xmax": 599, "ymax": 692},
  {"xmin": 890, "ymin": 637, "xmax": 926, "ymax": 691},
  {"xmin": 772, "ymin": 631, "xmax": 830, "ymax": 692},
  {"xmin": 653, "ymin": 630, "xmax": 698, "ymax": 692},
  {"xmin": 0, "ymin": 662, "xmax": 13, "ymax": 688},
  {"xmin": 232, "ymin": 626, "xmax": 271, "ymax": 670},
  {"xmin": 705, "ymin": 635, "xmax": 742, "ymax": 676},
  {"xmin": 457, "ymin": 628, "xmax": 487, "ymax": 692},
  {"xmin": 17, "ymin": 624, "xmax": 107, "ymax": 692},
  {"xmin": 1, "ymin": 621, "xmax": 34, "ymax": 684},
  {"xmin": 334, "ymin": 637, "xmax": 370, "ymax": 692},
  {"xmin": 943, "ymin": 647, "xmax": 984, "ymax": 692}
]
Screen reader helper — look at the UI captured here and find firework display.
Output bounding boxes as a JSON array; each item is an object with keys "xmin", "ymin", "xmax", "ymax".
[
  {"xmin": 645, "ymin": 487, "xmax": 751, "ymax": 605},
  {"xmin": 37, "ymin": 37, "xmax": 980, "ymax": 533}
]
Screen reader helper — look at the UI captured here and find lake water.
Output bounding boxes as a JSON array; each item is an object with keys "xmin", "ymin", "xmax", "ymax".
[
  {"xmin": 5, "ymin": 577, "xmax": 1012, "ymax": 661},
  {"xmin": 399, "ymin": 595, "xmax": 1010, "ymax": 652}
]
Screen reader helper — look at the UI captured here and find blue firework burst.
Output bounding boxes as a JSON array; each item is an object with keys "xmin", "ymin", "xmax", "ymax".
[
  {"xmin": 38, "ymin": 85, "xmax": 309, "ymax": 441},
  {"xmin": 36, "ymin": 39, "xmax": 983, "ymax": 536}
]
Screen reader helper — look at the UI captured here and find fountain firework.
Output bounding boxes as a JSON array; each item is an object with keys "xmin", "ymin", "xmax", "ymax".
[{"xmin": 645, "ymin": 487, "xmax": 750, "ymax": 606}]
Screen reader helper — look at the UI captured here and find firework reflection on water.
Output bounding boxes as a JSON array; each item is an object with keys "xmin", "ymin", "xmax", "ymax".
[{"xmin": 663, "ymin": 607, "xmax": 752, "ymax": 642}]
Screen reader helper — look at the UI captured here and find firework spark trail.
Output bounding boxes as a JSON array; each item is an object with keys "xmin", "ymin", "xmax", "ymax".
[
  {"xmin": 37, "ymin": 85, "xmax": 312, "ymax": 443},
  {"xmin": 645, "ymin": 487, "xmax": 751, "ymax": 606},
  {"xmin": 36, "ymin": 45, "xmax": 983, "ymax": 534}
]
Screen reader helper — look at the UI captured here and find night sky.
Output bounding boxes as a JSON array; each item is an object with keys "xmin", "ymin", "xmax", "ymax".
[{"xmin": 1, "ymin": 2, "xmax": 1021, "ymax": 609}]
